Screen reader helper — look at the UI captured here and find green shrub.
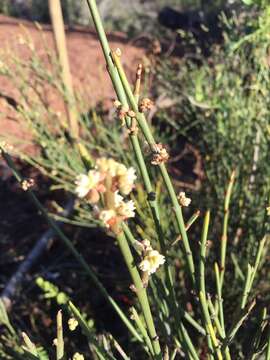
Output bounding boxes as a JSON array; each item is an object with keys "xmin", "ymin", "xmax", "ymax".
[{"xmin": 0, "ymin": 1, "xmax": 269, "ymax": 359}]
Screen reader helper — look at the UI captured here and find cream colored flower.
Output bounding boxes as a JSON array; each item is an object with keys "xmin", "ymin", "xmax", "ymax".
[
  {"xmin": 68, "ymin": 318, "xmax": 78, "ymax": 331},
  {"xmin": 96, "ymin": 157, "xmax": 118, "ymax": 177},
  {"xmin": 73, "ymin": 353, "xmax": 84, "ymax": 360},
  {"xmin": 75, "ymin": 170, "xmax": 102, "ymax": 198},
  {"xmin": 267, "ymin": 206, "xmax": 270, "ymax": 216},
  {"xmin": 139, "ymin": 249, "xmax": 165, "ymax": 275},
  {"xmin": 75, "ymin": 174, "xmax": 91, "ymax": 198},
  {"xmin": 99, "ymin": 209, "xmax": 116, "ymax": 228},
  {"xmin": 118, "ymin": 167, "xmax": 137, "ymax": 195},
  {"xmin": 116, "ymin": 199, "xmax": 136, "ymax": 219},
  {"xmin": 178, "ymin": 192, "xmax": 191, "ymax": 207}
]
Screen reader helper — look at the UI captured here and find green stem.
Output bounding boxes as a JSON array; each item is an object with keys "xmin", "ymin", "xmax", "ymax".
[
  {"xmin": 84, "ymin": 3, "xmax": 190, "ymax": 353},
  {"xmin": 220, "ymin": 170, "xmax": 235, "ymax": 290},
  {"xmin": 111, "ymin": 50, "xmax": 195, "ymax": 285},
  {"xmin": 116, "ymin": 230, "xmax": 161, "ymax": 358},
  {"xmin": 214, "ymin": 263, "xmax": 225, "ymax": 334},
  {"xmin": 199, "ymin": 211, "xmax": 210, "ymax": 296}
]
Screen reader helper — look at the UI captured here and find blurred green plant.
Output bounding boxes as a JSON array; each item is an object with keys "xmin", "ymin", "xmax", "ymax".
[{"xmin": 155, "ymin": 2, "xmax": 270, "ymax": 292}]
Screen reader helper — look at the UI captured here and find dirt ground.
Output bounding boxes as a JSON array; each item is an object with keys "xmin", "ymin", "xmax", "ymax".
[{"xmin": 0, "ymin": 15, "xmax": 145, "ymax": 151}]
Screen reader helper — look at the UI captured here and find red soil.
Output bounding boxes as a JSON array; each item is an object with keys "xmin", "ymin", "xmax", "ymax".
[{"xmin": 0, "ymin": 15, "xmax": 145, "ymax": 152}]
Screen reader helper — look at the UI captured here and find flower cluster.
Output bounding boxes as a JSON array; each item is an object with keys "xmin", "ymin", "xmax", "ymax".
[
  {"xmin": 138, "ymin": 239, "xmax": 165, "ymax": 276},
  {"xmin": 75, "ymin": 158, "xmax": 137, "ymax": 232},
  {"xmin": 139, "ymin": 98, "xmax": 154, "ymax": 112},
  {"xmin": 151, "ymin": 143, "xmax": 169, "ymax": 165},
  {"xmin": 68, "ymin": 317, "xmax": 78, "ymax": 331}
]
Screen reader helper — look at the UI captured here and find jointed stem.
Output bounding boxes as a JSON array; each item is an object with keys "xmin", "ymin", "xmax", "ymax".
[{"xmin": 116, "ymin": 230, "xmax": 162, "ymax": 358}]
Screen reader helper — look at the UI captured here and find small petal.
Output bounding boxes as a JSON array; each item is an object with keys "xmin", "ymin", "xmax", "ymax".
[
  {"xmin": 116, "ymin": 200, "xmax": 136, "ymax": 218},
  {"xmin": 75, "ymin": 174, "xmax": 92, "ymax": 198}
]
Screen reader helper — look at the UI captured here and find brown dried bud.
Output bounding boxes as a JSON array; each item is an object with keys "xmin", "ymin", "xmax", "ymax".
[
  {"xmin": 151, "ymin": 143, "xmax": 169, "ymax": 165},
  {"xmin": 139, "ymin": 98, "xmax": 154, "ymax": 112}
]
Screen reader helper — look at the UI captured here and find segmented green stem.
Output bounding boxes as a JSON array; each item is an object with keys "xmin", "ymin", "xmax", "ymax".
[
  {"xmin": 220, "ymin": 170, "xmax": 235, "ymax": 289},
  {"xmin": 116, "ymin": 231, "xmax": 161, "ymax": 358},
  {"xmin": 84, "ymin": 2, "xmax": 196, "ymax": 355},
  {"xmin": 199, "ymin": 211, "xmax": 210, "ymax": 296},
  {"xmin": 111, "ymin": 50, "xmax": 195, "ymax": 286},
  {"xmin": 214, "ymin": 263, "xmax": 225, "ymax": 333}
]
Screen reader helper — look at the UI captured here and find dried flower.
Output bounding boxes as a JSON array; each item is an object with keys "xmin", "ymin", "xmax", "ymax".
[
  {"xmin": 151, "ymin": 143, "xmax": 169, "ymax": 165},
  {"xmin": 73, "ymin": 353, "xmax": 84, "ymax": 360},
  {"xmin": 178, "ymin": 192, "xmax": 191, "ymax": 207},
  {"xmin": 139, "ymin": 98, "xmax": 154, "ymax": 112},
  {"xmin": 139, "ymin": 249, "xmax": 165, "ymax": 275},
  {"xmin": 68, "ymin": 318, "xmax": 78, "ymax": 331}
]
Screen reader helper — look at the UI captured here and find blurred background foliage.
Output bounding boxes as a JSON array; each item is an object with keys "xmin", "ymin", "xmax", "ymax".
[{"xmin": 0, "ymin": 0, "xmax": 238, "ymax": 34}]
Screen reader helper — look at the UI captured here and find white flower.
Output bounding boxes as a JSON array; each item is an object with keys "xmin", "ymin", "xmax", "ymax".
[
  {"xmin": 139, "ymin": 249, "xmax": 165, "ymax": 275},
  {"xmin": 75, "ymin": 170, "xmax": 102, "ymax": 198},
  {"xmin": 178, "ymin": 192, "xmax": 191, "ymax": 207},
  {"xmin": 116, "ymin": 200, "xmax": 136, "ymax": 219},
  {"xmin": 99, "ymin": 209, "xmax": 116, "ymax": 228},
  {"xmin": 75, "ymin": 174, "xmax": 91, "ymax": 198},
  {"xmin": 68, "ymin": 318, "xmax": 78, "ymax": 331},
  {"xmin": 96, "ymin": 157, "xmax": 118, "ymax": 177}
]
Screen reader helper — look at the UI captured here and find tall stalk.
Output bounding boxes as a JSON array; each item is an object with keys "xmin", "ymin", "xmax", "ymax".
[
  {"xmin": 116, "ymin": 230, "xmax": 161, "ymax": 358},
  {"xmin": 85, "ymin": 0, "xmax": 195, "ymax": 287},
  {"xmin": 48, "ymin": 0, "xmax": 79, "ymax": 139}
]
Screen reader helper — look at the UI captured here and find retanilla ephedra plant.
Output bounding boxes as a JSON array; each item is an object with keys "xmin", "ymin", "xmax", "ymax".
[{"xmin": 0, "ymin": 0, "xmax": 270, "ymax": 359}]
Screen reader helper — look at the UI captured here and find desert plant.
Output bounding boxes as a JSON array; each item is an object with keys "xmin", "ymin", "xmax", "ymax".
[{"xmin": 0, "ymin": 0, "xmax": 270, "ymax": 359}]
